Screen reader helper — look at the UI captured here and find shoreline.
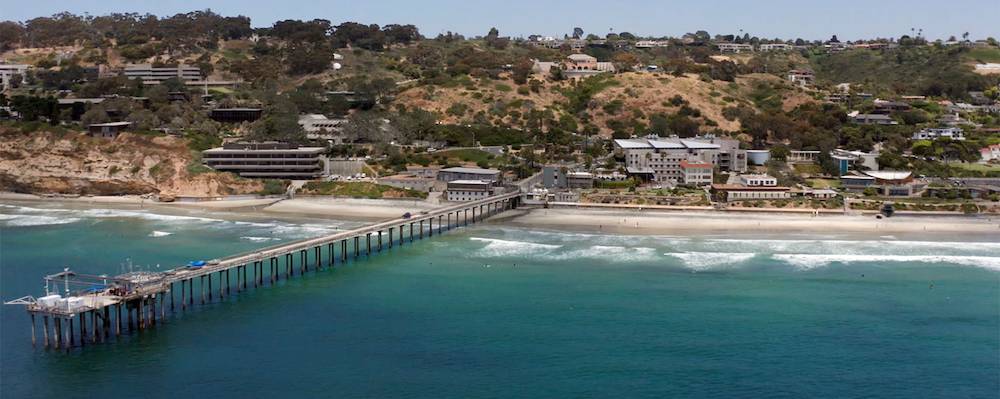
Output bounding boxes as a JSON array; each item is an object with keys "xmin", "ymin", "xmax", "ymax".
[{"xmin": 4, "ymin": 192, "xmax": 999, "ymax": 237}]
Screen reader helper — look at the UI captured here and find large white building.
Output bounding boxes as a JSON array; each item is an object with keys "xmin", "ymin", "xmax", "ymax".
[
  {"xmin": 124, "ymin": 64, "xmax": 201, "ymax": 84},
  {"xmin": 446, "ymin": 180, "xmax": 493, "ymax": 202},
  {"xmin": 716, "ymin": 43, "xmax": 754, "ymax": 53},
  {"xmin": 912, "ymin": 127, "xmax": 965, "ymax": 140},
  {"xmin": 202, "ymin": 142, "xmax": 326, "ymax": 179},
  {"xmin": 614, "ymin": 138, "xmax": 746, "ymax": 185},
  {"xmin": 0, "ymin": 64, "xmax": 29, "ymax": 88}
]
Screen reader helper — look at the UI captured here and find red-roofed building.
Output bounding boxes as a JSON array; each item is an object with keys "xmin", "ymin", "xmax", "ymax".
[
  {"xmin": 982, "ymin": 144, "xmax": 1000, "ymax": 161},
  {"xmin": 679, "ymin": 160, "xmax": 714, "ymax": 185}
]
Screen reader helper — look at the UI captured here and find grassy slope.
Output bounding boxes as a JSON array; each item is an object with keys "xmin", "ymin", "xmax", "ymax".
[{"xmin": 302, "ymin": 181, "xmax": 427, "ymax": 198}]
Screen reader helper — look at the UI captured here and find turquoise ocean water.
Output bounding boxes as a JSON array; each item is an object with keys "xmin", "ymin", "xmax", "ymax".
[{"xmin": 1, "ymin": 202, "xmax": 998, "ymax": 398}]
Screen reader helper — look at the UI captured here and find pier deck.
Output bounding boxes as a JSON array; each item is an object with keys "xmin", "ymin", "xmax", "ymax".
[{"xmin": 6, "ymin": 191, "xmax": 522, "ymax": 351}]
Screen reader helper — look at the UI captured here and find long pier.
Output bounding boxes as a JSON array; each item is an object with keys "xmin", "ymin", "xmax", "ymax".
[{"xmin": 5, "ymin": 191, "xmax": 522, "ymax": 352}]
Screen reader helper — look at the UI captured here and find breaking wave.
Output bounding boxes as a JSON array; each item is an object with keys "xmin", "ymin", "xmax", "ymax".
[
  {"xmin": 666, "ymin": 252, "xmax": 758, "ymax": 271},
  {"xmin": 772, "ymin": 254, "xmax": 1000, "ymax": 271},
  {"xmin": 0, "ymin": 214, "xmax": 82, "ymax": 227},
  {"xmin": 149, "ymin": 231, "xmax": 172, "ymax": 237}
]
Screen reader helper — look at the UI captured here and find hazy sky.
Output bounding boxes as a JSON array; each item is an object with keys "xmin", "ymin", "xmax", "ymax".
[{"xmin": 2, "ymin": 0, "xmax": 998, "ymax": 42}]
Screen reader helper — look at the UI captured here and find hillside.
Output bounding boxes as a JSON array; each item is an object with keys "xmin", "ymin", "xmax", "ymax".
[
  {"xmin": 396, "ymin": 71, "xmax": 818, "ymax": 137},
  {"xmin": 0, "ymin": 127, "xmax": 262, "ymax": 197}
]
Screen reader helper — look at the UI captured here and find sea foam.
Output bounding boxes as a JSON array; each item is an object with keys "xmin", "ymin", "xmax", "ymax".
[
  {"xmin": 149, "ymin": 231, "xmax": 172, "ymax": 237},
  {"xmin": 772, "ymin": 254, "xmax": 1000, "ymax": 271},
  {"xmin": 666, "ymin": 252, "xmax": 758, "ymax": 271}
]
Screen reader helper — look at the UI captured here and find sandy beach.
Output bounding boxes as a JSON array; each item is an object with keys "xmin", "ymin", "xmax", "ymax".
[
  {"xmin": 499, "ymin": 207, "xmax": 1000, "ymax": 236},
  {"xmin": 4, "ymin": 191, "xmax": 999, "ymax": 236},
  {"xmin": 260, "ymin": 197, "xmax": 440, "ymax": 221}
]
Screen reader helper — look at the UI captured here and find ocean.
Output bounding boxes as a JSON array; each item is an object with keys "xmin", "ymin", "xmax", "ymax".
[{"xmin": 1, "ymin": 202, "xmax": 998, "ymax": 398}]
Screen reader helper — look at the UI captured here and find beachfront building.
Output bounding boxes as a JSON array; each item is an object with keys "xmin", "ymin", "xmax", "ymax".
[
  {"xmin": 542, "ymin": 166, "xmax": 595, "ymax": 189},
  {"xmin": 679, "ymin": 160, "xmax": 713, "ymax": 185},
  {"xmin": 614, "ymin": 137, "xmax": 746, "ymax": 185},
  {"xmin": 740, "ymin": 174, "xmax": 777, "ymax": 187},
  {"xmin": 840, "ymin": 170, "xmax": 915, "ymax": 196},
  {"xmin": 445, "ymin": 180, "xmax": 493, "ymax": 202},
  {"xmin": 123, "ymin": 64, "xmax": 201, "ymax": 84},
  {"xmin": 377, "ymin": 175, "xmax": 435, "ymax": 192},
  {"xmin": 87, "ymin": 122, "xmax": 130, "ymax": 139},
  {"xmin": 437, "ymin": 167, "xmax": 503, "ymax": 186},
  {"xmin": 710, "ymin": 184, "xmax": 792, "ymax": 202},
  {"xmin": 202, "ymin": 142, "xmax": 326, "ymax": 180}
]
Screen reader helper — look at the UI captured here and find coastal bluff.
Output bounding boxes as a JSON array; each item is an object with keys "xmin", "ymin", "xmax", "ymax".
[{"xmin": 0, "ymin": 127, "xmax": 262, "ymax": 197}]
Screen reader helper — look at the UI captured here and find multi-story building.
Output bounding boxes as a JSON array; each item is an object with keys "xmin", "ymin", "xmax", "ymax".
[
  {"xmin": 437, "ymin": 167, "xmax": 503, "ymax": 186},
  {"xmin": 123, "ymin": 64, "xmax": 201, "ymax": 84},
  {"xmin": 445, "ymin": 180, "xmax": 493, "ymax": 202},
  {"xmin": 0, "ymin": 63, "xmax": 29, "ymax": 88},
  {"xmin": 759, "ymin": 43, "xmax": 792, "ymax": 51},
  {"xmin": 202, "ymin": 142, "xmax": 326, "ymax": 179},
  {"xmin": 912, "ymin": 127, "xmax": 964, "ymax": 140},
  {"xmin": 679, "ymin": 160, "xmax": 714, "ymax": 185},
  {"xmin": 614, "ymin": 137, "xmax": 746, "ymax": 185},
  {"xmin": 715, "ymin": 42, "xmax": 754, "ymax": 53}
]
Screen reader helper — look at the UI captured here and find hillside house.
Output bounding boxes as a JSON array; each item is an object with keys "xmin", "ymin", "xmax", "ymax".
[{"xmin": 87, "ymin": 122, "xmax": 130, "ymax": 139}]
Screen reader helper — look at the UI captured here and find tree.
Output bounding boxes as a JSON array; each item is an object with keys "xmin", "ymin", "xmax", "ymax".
[
  {"xmin": 770, "ymin": 144, "xmax": 790, "ymax": 161},
  {"xmin": 611, "ymin": 53, "xmax": 639, "ymax": 73},
  {"xmin": 485, "ymin": 27, "xmax": 499, "ymax": 46},
  {"xmin": 572, "ymin": 27, "xmax": 584, "ymax": 39},
  {"xmin": 511, "ymin": 57, "xmax": 534, "ymax": 84},
  {"xmin": 549, "ymin": 65, "xmax": 564, "ymax": 81},
  {"xmin": 830, "ymin": 35, "xmax": 839, "ymax": 43},
  {"xmin": 81, "ymin": 107, "xmax": 109, "ymax": 125}
]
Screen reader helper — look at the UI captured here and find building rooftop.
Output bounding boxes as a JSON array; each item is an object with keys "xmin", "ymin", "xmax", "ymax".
[
  {"xmin": 58, "ymin": 98, "xmax": 106, "ymax": 104},
  {"xmin": 711, "ymin": 184, "xmax": 791, "ymax": 191},
  {"xmin": 863, "ymin": 170, "xmax": 913, "ymax": 181},
  {"xmin": 448, "ymin": 180, "xmax": 492, "ymax": 185},
  {"xmin": 212, "ymin": 107, "xmax": 263, "ymax": 112},
  {"xmin": 614, "ymin": 139, "xmax": 653, "ymax": 149},
  {"xmin": 566, "ymin": 54, "xmax": 597, "ymax": 61},
  {"xmin": 88, "ymin": 122, "xmax": 131, "ymax": 127},
  {"xmin": 441, "ymin": 167, "xmax": 502, "ymax": 174},
  {"xmin": 679, "ymin": 140, "xmax": 720, "ymax": 149},
  {"xmin": 680, "ymin": 160, "xmax": 714, "ymax": 168}
]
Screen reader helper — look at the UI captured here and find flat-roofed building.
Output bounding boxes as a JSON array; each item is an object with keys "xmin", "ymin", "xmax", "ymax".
[
  {"xmin": 445, "ymin": 180, "xmax": 493, "ymax": 202},
  {"xmin": 437, "ymin": 167, "xmax": 502, "ymax": 185},
  {"xmin": 566, "ymin": 172, "xmax": 595, "ymax": 189},
  {"xmin": 679, "ymin": 160, "xmax": 714, "ymax": 185},
  {"xmin": 202, "ymin": 142, "xmax": 325, "ymax": 179},
  {"xmin": 614, "ymin": 137, "xmax": 746, "ymax": 185},
  {"xmin": 0, "ymin": 63, "xmax": 29, "ymax": 88},
  {"xmin": 299, "ymin": 114, "xmax": 347, "ymax": 142},
  {"xmin": 740, "ymin": 174, "xmax": 777, "ymax": 187},
  {"xmin": 377, "ymin": 175, "xmax": 435, "ymax": 192},
  {"xmin": 913, "ymin": 127, "xmax": 964, "ymax": 140},
  {"xmin": 87, "ymin": 121, "xmax": 130, "ymax": 139},
  {"xmin": 710, "ymin": 184, "xmax": 792, "ymax": 202},
  {"xmin": 716, "ymin": 42, "xmax": 754, "ymax": 53},
  {"xmin": 210, "ymin": 108, "xmax": 263, "ymax": 124},
  {"xmin": 124, "ymin": 64, "xmax": 200, "ymax": 84},
  {"xmin": 760, "ymin": 43, "xmax": 792, "ymax": 51},
  {"xmin": 851, "ymin": 114, "xmax": 897, "ymax": 125}
]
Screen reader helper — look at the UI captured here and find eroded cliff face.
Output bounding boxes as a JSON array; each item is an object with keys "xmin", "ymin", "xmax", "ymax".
[{"xmin": 0, "ymin": 127, "xmax": 262, "ymax": 197}]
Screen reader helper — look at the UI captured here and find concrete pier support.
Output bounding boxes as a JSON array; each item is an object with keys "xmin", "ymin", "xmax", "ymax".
[
  {"xmin": 54, "ymin": 317, "xmax": 61, "ymax": 350},
  {"xmin": 237, "ymin": 267, "xmax": 242, "ymax": 293},
  {"xmin": 421, "ymin": 220, "xmax": 425, "ymax": 238},
  {"xmin": 389, "ymin": 228, "xmax": 393, "ymax": 248},
  {"xmin": 30, "ymin": 314, "xmax": 36, "ymax": 346},
  {"xmin": 300, "ymin": 250, "xmax": 306, "ymax": 274},
  {"xmin": 342, "ymin": 240, "xmax": 347, "ymax": 261},
  {"xmin": 69, "ymin": 318, "xmax": 74, "ymax": 345},
  {"xmin": 410, "ymin": 223, "xmax": 414, "ymax": 242},
  {"xmin": 354, "ymin": 236, "xmax": 360, "ymax": 258},
  {"xmin": 181, "ymin": 279, "xmax": 186, "ymax": 310},
  {"xmin": 243, "ymin": 264, "xmax": 248, "ymax": 289},
  {"xmin": 366, "ymin": 233, "xmax": 371, "ymax": 254},
  {"xmin": 378, "ymin": 231, "xmax": 382, "ymax": 251},
  {"xmin": 208, "ymin": 273, "xmax": 213, "ymax": 300},
  {"xmin": 43, "ymin": 316, "xmax": 50, "ymax": 348},
  {"xmin": 400, "ymin": 225, "xmax": 405, "ymax": 245},
  {"xmin": 189, "ymin": 279, "xmax": 194, "ymax": 304},
  {"xmin": 439, "ymin": 215, "xmax": 443, "ymax": 234},
  {"xmin": 116, "ymin": 305, "xmax": 121, "ymax": 336},
  {"xmin": 160, "ymin": 294, "xmax": 165, "ymax": 324},
  {"xmin": 315, "ymin": 247, "xmax": 321, "ymax": 269},
  {"xmin": 201, "ymin": 276, "xmax": 206, "ymax": 304},
  {"xmin": 328, "ymin": 243, "xmax": 334, "ymax": 266},
  {"xmin": 226, "ymin": 270, "xmax": 231, "ymax": 294},
  {"xmin": 220, "ymin": 271, "xmax": 225, "ymax": 297},
  {"xmin": 254, "ymin": 262, "xmax": 259, "ymax": 288}
]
